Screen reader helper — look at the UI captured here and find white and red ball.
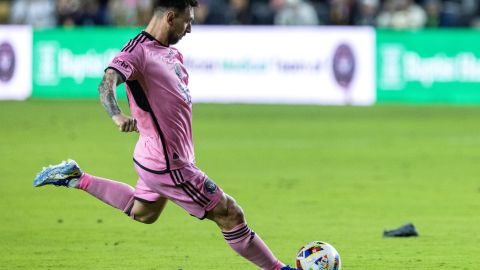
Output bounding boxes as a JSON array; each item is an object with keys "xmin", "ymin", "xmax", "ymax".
[{"xmin": 295, "ymin": 241, "xmax": 341, "ymax": 270}]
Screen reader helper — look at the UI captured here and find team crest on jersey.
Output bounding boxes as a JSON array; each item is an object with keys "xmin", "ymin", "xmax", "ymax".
[
  {"xmin": 174, "ymin": 63, "xmax": 184, "ymax": 79},
  {"xmin": 204, "ymin": 178, "xmax": 218, "ymax": 194},
  {"xmin": 177, "ymin": 83, "xmax": 192, "ymax": 104},
  {"xmin": 161, "ymin": 49, "xmax": 177, "ymax": 65}
]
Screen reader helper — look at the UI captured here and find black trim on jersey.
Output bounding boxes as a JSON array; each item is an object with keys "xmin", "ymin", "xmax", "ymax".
[
  {"xmin": 121, "ymin": 34, "xmax": 148, "ymax": 53},
  {"xmin": 126, "ymin": 80, "xmax": 151, "ymax": 112},
  {"xmin": 126, "ymin": 80, "xmax": 171, "ymax": 171},
  {"xmin": 133, "ymin": 158, "xmax": 170, "ymax": 175},
  {"xmin": 105, "ymin": 67, "xmax": 126, "ymax": 82},
  {"xmin": 121, "ymin": 34, "xmax": 141, "ymax": 52},
  {"xmin": 141, "ymin": 31, "xmax": 169, "ymax": 47},
  {"xmin": 121, "ymin": 33, "xmax": 140, "ymax": 52},
  {"xmin": 129, "ymin": 35, "xmax": 145, "ymax": 52},
  {"xmin": 131, "ymin": 35, "xmax": 148, "ymax": 53},
  {"xmin": 134, "ymin": 196, "xmax": 157, "ymax": 204}
]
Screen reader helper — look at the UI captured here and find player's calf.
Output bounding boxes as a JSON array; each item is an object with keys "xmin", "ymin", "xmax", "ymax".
[
  {"xmin": 207, "ymin": 194, "xmax": 282, "ymax": 270},
  {"xmin": 130, "ymin": 198, "xmax": 168, "ymax": 224}
]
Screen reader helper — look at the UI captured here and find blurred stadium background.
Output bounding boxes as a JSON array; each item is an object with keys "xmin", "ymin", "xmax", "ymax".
[{"xmin": 1, "ymin": 0, "xmax": 480, "ymax": 270}]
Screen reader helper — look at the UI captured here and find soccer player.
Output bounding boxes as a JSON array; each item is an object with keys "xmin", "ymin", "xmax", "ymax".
[{"xmin": 33, "ymin": 1, "xmax": 298, "ymax": 269}]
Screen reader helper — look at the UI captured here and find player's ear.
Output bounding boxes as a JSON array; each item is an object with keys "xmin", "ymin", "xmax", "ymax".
[{"xmin": 166, "ymin": 10, "xmax": 176, "ymax": 26}]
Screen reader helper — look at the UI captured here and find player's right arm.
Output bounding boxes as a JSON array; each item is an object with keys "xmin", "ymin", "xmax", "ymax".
[{"xmin": 98, "ymin": 68, "xmax": 138, "ymax": 132}]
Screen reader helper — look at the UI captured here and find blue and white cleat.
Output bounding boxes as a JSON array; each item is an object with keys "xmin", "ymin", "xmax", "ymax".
[
  {"xmin": 33, "ymin": 159, "xmax": 83, "ymax": 188},
  {"xmin": 281, "ymin": 266, "xmax": 299, "ymax": 270}
]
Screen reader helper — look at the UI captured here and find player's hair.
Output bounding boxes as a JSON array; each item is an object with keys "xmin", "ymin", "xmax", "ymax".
[{"xmin": 153, "ymin": 0, "xmax": 199, "ymax": 11}]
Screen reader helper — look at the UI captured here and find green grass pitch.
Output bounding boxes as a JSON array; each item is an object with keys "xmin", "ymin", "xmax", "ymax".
[{"xmin": 1, "ymin": 100, "xmax": 479, "ymax": 269}]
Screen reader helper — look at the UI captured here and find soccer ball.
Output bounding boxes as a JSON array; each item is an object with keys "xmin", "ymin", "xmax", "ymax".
[{"xmin": 295, "ymin": 241, "xmax": 341, "ymax": 270}]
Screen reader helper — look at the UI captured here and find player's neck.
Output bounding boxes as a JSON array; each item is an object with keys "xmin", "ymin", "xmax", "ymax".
[{"xmin": 145, "ymin": 16, "xmax": 169, "ymax": 47}]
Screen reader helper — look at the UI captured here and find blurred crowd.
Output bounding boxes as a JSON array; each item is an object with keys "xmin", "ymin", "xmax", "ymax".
[{"xmin": 1, "ymin": 0, "xmax": 480, "ymax": 28}]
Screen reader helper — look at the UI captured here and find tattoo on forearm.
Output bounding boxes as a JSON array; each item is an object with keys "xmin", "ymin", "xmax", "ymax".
[{"xmin": 98, "ymin": 71, "xmax": 121, "ymax": 117}]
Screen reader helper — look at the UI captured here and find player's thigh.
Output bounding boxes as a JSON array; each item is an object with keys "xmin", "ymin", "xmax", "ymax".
[{"xmin": 131, "ymin": 197, "xmax": 168, "ymax": 224}]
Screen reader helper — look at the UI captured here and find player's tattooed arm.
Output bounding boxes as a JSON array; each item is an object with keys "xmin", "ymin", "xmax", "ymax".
[
  {"xmin": 98, "ymin": 69, "xmax": 138, "ymax": 132},
  {"xmin": 98, "ymin": 68, "xmax": 123, "ymax": 117}
]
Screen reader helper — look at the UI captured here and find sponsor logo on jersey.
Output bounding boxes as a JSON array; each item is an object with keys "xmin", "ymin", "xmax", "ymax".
[{"xmin": 113, "ymin": 58, "xmax": 129, "ymax": 70}]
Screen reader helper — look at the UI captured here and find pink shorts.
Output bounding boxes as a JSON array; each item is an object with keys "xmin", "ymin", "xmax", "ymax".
[{"xmin": 133, "ymin": 163, "xmax": 224, "ymax": 219}]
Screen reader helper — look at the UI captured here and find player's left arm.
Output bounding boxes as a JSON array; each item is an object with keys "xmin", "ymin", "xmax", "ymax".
[{"xmin": 98, "ymin": 68, "xmax": 137, "ymax": 132}]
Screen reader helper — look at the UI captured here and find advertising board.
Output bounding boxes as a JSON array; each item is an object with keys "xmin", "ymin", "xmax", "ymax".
[{"xmin": 0, "ymin": 26, "xmax": 32, "ymax": 100}]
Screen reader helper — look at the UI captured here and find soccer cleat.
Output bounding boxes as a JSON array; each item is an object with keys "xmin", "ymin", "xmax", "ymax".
[
  {"xmin": 383, "ymin": 222, "xmax": 419, "ymax": 237},
  {"xmin": 33, "ymin": 159, "xmax": 83, "ymax": 188},
  {"xmin": 281, "ymin": 266, "xmax": 299, "ymax": 270}
]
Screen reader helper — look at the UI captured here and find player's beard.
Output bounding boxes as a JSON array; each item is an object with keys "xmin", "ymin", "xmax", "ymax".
[{"xmin": 168, "ymin": 30, "xmax": 184, "ymax": 45}]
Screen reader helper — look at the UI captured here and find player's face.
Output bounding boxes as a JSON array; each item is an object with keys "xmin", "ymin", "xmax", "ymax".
[{"xmin": 168, "ymin": 7, "xmax": 194, "ymax": 45}]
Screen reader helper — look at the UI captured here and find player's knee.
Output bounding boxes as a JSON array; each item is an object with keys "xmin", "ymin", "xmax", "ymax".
[
  {"xmin": 133, "ymin": 212, "xmax": 159, "ymax": 224},
  {"xmin": 209, "ymin": 195, "xmax": 245, "ymax": 229},
  {"xmin": 226, "ymin": 196, "xmax": 244, "ymax": 224}
]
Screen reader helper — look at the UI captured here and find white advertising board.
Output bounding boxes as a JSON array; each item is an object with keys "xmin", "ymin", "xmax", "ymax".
[
  {"xmin": 176, "ymin": 26, "xmax": 376, "ymax": 105},
  {"xmin": 0, "ymin": 26, "xmax": 32, "ymax": 100}
]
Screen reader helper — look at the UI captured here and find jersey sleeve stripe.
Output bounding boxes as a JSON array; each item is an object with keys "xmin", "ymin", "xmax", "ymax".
[
  {"xmin": 121, "ymin": 33, "xmax": 141, "ymax": 52},
  {"xmin": 127, "ymin": 35, "xmax": 148, "ymax": 53},
  {"xmin": 125, "ymin": 35, "xmax": 142, "ymax": 52}
]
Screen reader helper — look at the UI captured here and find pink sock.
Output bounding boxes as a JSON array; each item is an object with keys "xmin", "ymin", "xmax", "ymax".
[
  {"xmin": 223, "ymin": 223, "xmax": 284, "ymax": 270},
  {"xmin": 77, "ymin": 173, "xmax": 135, "ymax": 216}
]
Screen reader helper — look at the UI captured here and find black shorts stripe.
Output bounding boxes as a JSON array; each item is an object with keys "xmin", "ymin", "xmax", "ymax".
[
  {"xmin": 134, "ymin": 196, "xmax": 157, "ymax": 204},
  {"xmin": 173, "ymin": 170, "xmax": 183, "ymax": 184},
  {"xmin": 177, "ymin": 170, "xmax": 211, "ymax": 203},
  {"xmin": 182, "ymin": 182, "xmax": 209, "ymax": 205},
  {"xmin": 124, "ymin": 202, "xmax": 134, "ymax": 216},
  {"xmin": 169, "ymin": 170, "xmax": 206, "ymax": 207},
  {"xmin": 169, "ymin": 171, "xmax": 179, "ymax": 185},
  {"xmin": 181, "ymin": 184, "xmax": 207, "ymax": 207},
  {"xmin": 184, "ymin": 181, "xmax": 210, "ymax": 204}
]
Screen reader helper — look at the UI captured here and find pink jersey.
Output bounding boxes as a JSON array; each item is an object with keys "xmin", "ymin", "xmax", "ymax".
[{"xmin": 108, "ymin": 31, "xmax": 194, "ymax": 172}]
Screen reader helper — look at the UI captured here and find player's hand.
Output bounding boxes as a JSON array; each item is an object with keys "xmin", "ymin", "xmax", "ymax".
[{"xmin": 111, "ymin": 114, "xmax": 138, "ymax": 133}]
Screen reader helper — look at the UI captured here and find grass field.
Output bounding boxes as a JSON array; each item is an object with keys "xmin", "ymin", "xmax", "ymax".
[{"xmin": 1, "ymin": 100, "xmax": 479, "ymax": 270}]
